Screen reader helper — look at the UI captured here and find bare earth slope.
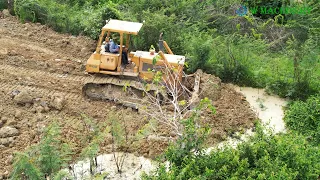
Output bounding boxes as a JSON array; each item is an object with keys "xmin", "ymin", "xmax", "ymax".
[{"xmin": 0, "ymin": 15, "xmax": 256, "ymax": 178}]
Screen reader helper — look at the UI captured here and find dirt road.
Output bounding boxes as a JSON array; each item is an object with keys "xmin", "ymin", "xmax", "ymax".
[{"xmin": 0, "ymin": 15, "xmax": 257, "ymax": 178}]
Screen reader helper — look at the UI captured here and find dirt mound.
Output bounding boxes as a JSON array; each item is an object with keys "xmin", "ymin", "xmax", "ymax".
[
  {"xmin": 199, "ymin": 71, "xmax": 222, "ymax": 101},
  {"xmin": 203, "ymin": 84, "xmax": 257, "ymax": 144}
]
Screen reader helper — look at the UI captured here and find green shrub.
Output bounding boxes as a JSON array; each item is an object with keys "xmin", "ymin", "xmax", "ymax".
[
  {"xmin": 14, "ymin": 0, "xmax": 121, "ymax": 38},
  {"xmin": 11, "ymin": 123, "xmax": 72, "ymax": 179},
  {"xmin": 0, "ymin": 0, "xmax": 7, "ymax": 10},
  {"xmin": 186, "ymin": 34, "xmax": 261, "ymax": 87},
  {"xmin": 14, "ymin": 0, "xmax": 48, "ymax": 23},
  {"xmin": 284, "ymin": 95, "xmax": 320, "ymax": 144},
  {"xmin": 184, "ymin": 33, "xmax": 213, "ymax": 73},
  {"xmin": 144, "ymin": 124, "xmax": 320, "ymax": 179}
]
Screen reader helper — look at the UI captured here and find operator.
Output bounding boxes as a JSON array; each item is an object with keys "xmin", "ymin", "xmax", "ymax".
[
  {"xmin": 104, "ymin": 37, "xmax": 110, "ymax": 52},
  {"xmin": 109, "ymin": 34, "xmax": 128, "ymax": 65}
]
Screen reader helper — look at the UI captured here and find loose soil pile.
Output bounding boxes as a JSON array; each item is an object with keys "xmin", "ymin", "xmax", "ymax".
[{"xmin": 0, "ymin": 14, "xmax": 257, "ymax": 178}]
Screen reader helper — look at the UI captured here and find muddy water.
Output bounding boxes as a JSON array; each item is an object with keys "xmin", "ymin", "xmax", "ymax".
[
  {"xmin": 70, "ymin": 153, "xmax": 156, "ymax": 180},
  {"xmin": 234, "ymin": 86, "xmax": 288, "ymax": 133}
]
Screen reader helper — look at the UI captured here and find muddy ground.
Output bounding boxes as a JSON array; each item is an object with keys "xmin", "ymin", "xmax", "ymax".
[{"xmin": 0, "ymin": 14, "xmax": 257, "ymax": 178}]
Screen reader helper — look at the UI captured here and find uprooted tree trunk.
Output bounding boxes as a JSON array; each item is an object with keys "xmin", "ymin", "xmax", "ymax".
[{"xmin": 127, "ymin": 53, "xmax": 203, "ymax": 137}]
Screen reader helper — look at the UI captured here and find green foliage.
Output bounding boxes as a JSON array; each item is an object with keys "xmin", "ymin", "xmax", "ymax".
[
  {"xmin": 284, "ymin": 95, "xmax": 320, "ymax": 145},
  {"xmin": 14, "ymin": 0, "xmax": 121, "ymax": 38},
  {"xmin": 186, "ymin": 33, "xmax": 263, "ymax": 87},
  {"xmin": 11, "ymin": 152, "xmax": 42, "ymax": 180},
  {"xmin": 14, "ymin": 0, "xmax": 48, "ymax": 24},
  {"xmin": 11, "ymin": 123, "xmax": 72, "ymax": 179},
  {"xmin": 37, "ymin": 123, "xmax": 71, "ymax": 176},
  {"xmin": 0, "ymin": 0, "xmax": 8, "ymax": 10},
  {"xmin": 159, "ymin": 98, "xmax": 214, "ymax": 168},
  {"xmin": 53, "ymin": 170, "xmax": 72, "ymax": 180},
  {"xmin": 145, "ymin": 123, "xmax": 320, "ymax": 179},
  {"xmin": 79, "ymin": 114, "xmax": 110, "ymax": 175},
  {"xmin": 185, "ymin": 33, "xmax": 213, "ymax": 73}
]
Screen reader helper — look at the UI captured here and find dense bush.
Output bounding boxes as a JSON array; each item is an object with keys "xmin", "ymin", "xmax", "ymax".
[
  {"xmin": 14, "ymin": 0, "xmax": 48, "ymax": 24},
  {"xmin": 14, "ymin": 0, "xmax": 121, "ymax": 38},
  {"xmin": 0, "ymin": 0, "xmax": 7, "ymax": 10},
  {"xmin": 144, "ymin": 124, "xmax": 320, "ymax": 179},
  {"xmin": 284, "ymin": 95, "xmax": 320, "ymax": 145}
]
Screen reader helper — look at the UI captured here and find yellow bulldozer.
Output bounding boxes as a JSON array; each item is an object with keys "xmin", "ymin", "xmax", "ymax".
[{"xmin": 83, "ymin": 19, "xmax": 199, "ymax": 109}]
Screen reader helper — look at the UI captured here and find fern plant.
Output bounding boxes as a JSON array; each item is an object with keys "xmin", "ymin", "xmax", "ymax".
[{"xmin": 10, "ymin": 123, "xmax": 73, "ymax": 179}]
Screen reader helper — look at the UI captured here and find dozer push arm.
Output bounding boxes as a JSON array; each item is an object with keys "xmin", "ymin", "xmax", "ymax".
[
  {"xmin": 163, "ymin": 41, "xmax": 173, "ymax": 55},
  {"xmin": 95, "ymin": 30, "xmax": 106, "ymax": 54}
]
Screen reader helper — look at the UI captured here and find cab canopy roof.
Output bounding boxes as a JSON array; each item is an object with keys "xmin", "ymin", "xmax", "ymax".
[{"xmin": 102, "ymin": 19, "xmax": 143, "ymax": 35}]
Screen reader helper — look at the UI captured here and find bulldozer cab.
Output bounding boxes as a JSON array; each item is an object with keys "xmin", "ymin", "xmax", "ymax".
[
  {"xmin": 86, "ymin": 19, "xmax": 185, "ymax": 80},
  {"xmin": 86, "ymin": 19, "xmax": 143, "ymax": 74}
]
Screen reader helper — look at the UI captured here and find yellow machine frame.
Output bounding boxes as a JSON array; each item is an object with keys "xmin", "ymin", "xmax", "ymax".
[{"xmin": 86, "ymin": 19, "xmax": 185, "ymax": 80}]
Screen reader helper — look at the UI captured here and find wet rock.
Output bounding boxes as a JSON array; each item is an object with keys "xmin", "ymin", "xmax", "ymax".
[
  {"xmin": 50, "ymin": 95, "xmax": 65, "ymax": 110},
  {"xmin": 0, "ymin": 126, "xmax": 19, "ymax": 138},
  {"xmin": 13, "ymin": 90, "xmax": 34, "ymax": 105}
]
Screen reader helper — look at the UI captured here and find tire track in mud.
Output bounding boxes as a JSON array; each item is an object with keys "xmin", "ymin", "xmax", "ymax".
[
  {"xmin": 1, "ymin": 64, "xmax": 123, "ymax": 85},
  {"xmin": 0, "ymin": 81, "xmax": 82, "ymax": 100},
  {"xmin": 0, "ymin": 64, "xmax": 88, "ymax": 100},
  {"xmin": 1, "ymin": 64, "xmax": 87, "ymax": 83},
  {"xmin": 0, "ymin": 64, "xmax": 138, "ymax": 102}
]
